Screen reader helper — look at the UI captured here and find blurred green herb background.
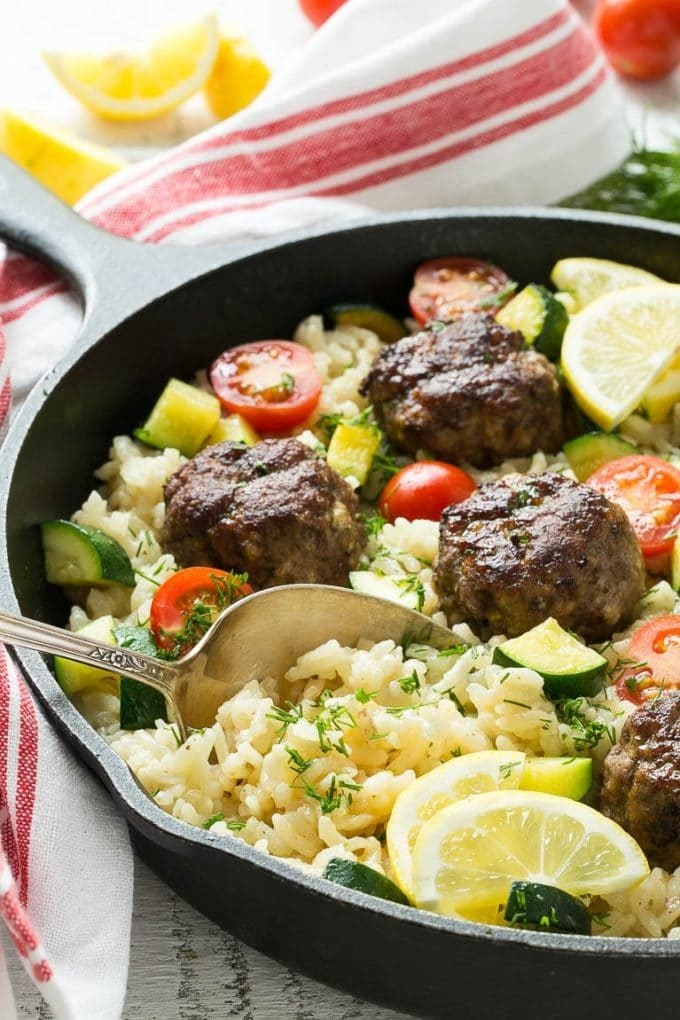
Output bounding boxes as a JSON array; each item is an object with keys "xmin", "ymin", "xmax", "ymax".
[{"xmin": 561, "ymin": 140, "xmax": 680, "ymax": 223}]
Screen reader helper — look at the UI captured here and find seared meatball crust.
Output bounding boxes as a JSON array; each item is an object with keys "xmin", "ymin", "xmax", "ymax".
[
  {"xmin": 359, "ymin": 313, "xmax": 564, "ymax": 468},
  {"xmin": 162, "ymin": 438, "xmax": 364, "ymax": 589},
  {"xmin": 433, "ymin": 472, "xmax": 645, "ymax": 642},
  {"xmin": 599, "ymin": 692, "xmax": 680, "ymax": 871}
]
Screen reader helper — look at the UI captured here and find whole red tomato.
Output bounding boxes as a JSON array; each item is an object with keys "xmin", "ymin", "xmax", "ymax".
[
  {"xmin": 593, "ymin": 0, "xmax": 680, "ymax": 81},
  {"xmin": 299, "ymin": 0, "xmax": 349, "ymax": 27},
  {"xmin": 379, "ymin": 461, "xmax": 476, "ymax": 523}
]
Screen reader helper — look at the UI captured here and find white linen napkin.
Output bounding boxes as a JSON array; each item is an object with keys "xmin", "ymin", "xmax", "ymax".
[{"xmin": 0, "ymin": 1, "xmax": 629, "ymax": 1015}]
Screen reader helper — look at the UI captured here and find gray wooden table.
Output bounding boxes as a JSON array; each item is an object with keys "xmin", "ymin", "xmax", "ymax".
[{"xmin": 9, "ymin": 857, "xmax": 407, "ymax": 1019}]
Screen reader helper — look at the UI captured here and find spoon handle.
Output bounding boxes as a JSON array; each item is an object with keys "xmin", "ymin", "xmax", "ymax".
[{"xmin": 0, "ymin": 610, "xmax": 184, "ymax": 730}]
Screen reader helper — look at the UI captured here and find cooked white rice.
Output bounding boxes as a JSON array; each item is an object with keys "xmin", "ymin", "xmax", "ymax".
[{"xmin": 66, "ymin": 316, "xmax": 680, "ymax": 939}]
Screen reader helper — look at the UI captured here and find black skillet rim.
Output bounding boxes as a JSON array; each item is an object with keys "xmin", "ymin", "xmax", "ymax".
[{"xmin": 1, "ymin": 206, "xmax": 679, "ymax": 963}]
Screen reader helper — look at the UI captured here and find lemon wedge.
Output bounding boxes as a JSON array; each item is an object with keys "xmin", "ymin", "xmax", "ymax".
[
  {"xmin": 43, "ymin": 15, "xmax": 219, "ymax": 121},
  {"xmin": 203, "ymin": 34, "xmax": 270, "ymax": 120},
  {"xmin": 0, "ymin": 109, "xmax": 126, "ymax": 204},
  {"xmin": 386, "ymin": 750, "xmax": 526, "ymax": 899},
  {"xmin": 560, "ymin": 284, "xmax": 680, "ymax": 431},
  {"xmin": 411, "ymin": 790, "xmax": 649, "ymax": 921},
  {"xmin": 551, "ymin": 257, "xmax": 665, "ymax": 312}
]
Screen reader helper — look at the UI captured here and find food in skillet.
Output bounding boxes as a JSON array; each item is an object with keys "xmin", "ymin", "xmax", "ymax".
[
  {"xmin": 600, "ymin": 691, "xmax": 680, "ymax": 871},
  {"xmin": 433, "ymin": 472, "xmax": 645, "ymax": 641},
  {"xmin": 360, "ymin": 313, "xmax": 564, "ymax": 468},
  {"xmin": 41, "ymin": 255, "xmax": 680, "ymax": 940},
  {"xmin": 162, "ymin": 437, "xmax": 364, "ymax": 587}
]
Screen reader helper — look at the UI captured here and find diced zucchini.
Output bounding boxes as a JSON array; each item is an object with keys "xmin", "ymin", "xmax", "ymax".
[
  {"xmin": 134, "ymin": 378, "xmax": 220, "ymax": 457},
  {"xmin": 671, "ymin": 538, "xmax": 680, "ymax": 591},
  {"xmin": 519, "ymin": 756, "xmax": 592, "ymax": 801},
  {"xmin": 114, "ymin": 625, "xmax": 168, "ymax": 730},
  {"xmin": 349, "ymin": 571, "xmax": 424, "ymax": 612},
  {"xmin": 327, "ymin": 303, "xmax": 407, "ymax": 344},
  {"xmin": 563, "ymin": 432, "xmax": 637, "ymax": 482},
  {"xmin": 327, "ymin": 422, "xmax": 381, "ymax": 485},
  {"xmin": 504, "ymin": 881, "xmax": 591, "ymax": 935},
  {"xmin": 54, "ymin": 615, "xmax": 118, "ymax": 696},
  {"xmin": 322, "ymin": 858, "xmax": 410, "ymax": 905},
  {"xmin": 641, "ymin": 351, "xmax": 680, "ymax": 423},
  {"xmin": 496, "ymin": 284, "xmax": 568, "ymax": 360},
  {"xmin": 492, "ymin": 618, "xmax": 607, "ymax": 699},
  {"xmin": 204, "ymin": 413, "xmax": 259, "ymax": 447},
  {"xmin": 41, "ymin": 519, "xmax": 135, "ymax": 587}
]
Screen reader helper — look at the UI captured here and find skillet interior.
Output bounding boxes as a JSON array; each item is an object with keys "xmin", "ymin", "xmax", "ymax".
[{"xmin": 2, "ymin": 209, "xmax": 680, "ymax": 1018}]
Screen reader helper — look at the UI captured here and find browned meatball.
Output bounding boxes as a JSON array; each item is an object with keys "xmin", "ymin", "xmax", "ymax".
[
  {"xmin": 162, "ymin": 438, "xmax": 364, "ymax": 588},
  {"xmin": 599, "ymin": 693, "xmax": 680, "ymax": 871},
  {"xmin": 359, "ymin": 313, "xmax": 563, "ymax": 468},
  {"xmin": 432, "ymin": 472, "xmax": 645, "ymax": 641}
]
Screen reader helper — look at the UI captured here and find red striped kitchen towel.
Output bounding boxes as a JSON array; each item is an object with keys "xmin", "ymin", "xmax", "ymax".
[{"xmin": 0, "ymin": 0, "xmax": 628, "ymax": 1016}]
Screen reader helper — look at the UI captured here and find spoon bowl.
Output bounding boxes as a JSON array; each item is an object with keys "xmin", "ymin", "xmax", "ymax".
[{"xmin": 0, "ymin": 585, "xmax": 461, "ymax": 740}]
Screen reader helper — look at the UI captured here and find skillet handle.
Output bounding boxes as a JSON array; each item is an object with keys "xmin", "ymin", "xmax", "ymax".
[
  {"xmin": 0, "ymin": 152, "xmax": 127, "ymax": 310},
  {"xmin": 0, "ymin": 154, "xmax": 252, "ymax": 333}
]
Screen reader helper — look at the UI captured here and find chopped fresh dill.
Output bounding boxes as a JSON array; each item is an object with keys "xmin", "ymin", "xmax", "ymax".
[
  {"xmin": 297, "ymin": 773, "xmax": 362, "ymax": 814},
  {"xmin": 444, "ymin": 689, "xmax": 466, "ymax": 715},
  {"xmin": 499, "ymin": 760, "xmax": 523, "ymax": 780},
  {"xmin": 158, "ymin": 570, "xmax": 250, "ymax": 658},
  {"xmin": 267, "ymin": 702, "xmax": 304, "ymax": 735},
  {"xmin": 354, "ymin": 688, "xmax": 378, "ymax": 704},
  {"xmin": 133, "ymin": 567, "xmax": 162, "ymax": 588},
  {"xmin": 360, "ymin": 512, "xmax": 387, "ymax": 538},
  {"xmin": 202, "ymin": 812, "xmax": 225, "ymax": 829},
  {"xmin": 285, "ymin": 746, "xmax": 314, "ymax": 775},
  {"xmin": 437, "ymin": 644, "xmax": 471, "ymax": 658},
  {"xmin": 555, "ymin": 698, "xmax": 616, "ymax": 751},
  {"xmin": 396, "ymin": 574, "xmax": 426, "ymax": 612},
  {"xmin": 398, "ymin": 669, "xmax": 421, "ymax": 695},
  {"xmin": 503, "ymin": 699, "xmax": 532, "ymax": 710}
]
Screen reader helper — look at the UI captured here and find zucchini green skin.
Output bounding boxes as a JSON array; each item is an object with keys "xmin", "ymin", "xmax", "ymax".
[
  {"xmin": 504, "ymin": 881, "xmax": 591, "ymax": 935},
  {"xmin": 493, "ymin": 645, "xmax": 605, "ymax": 699},
  {"xmin": 322, "ymin": 857, "xmax": 410, "ymax": 905},
  {"xmin": 134, "ymin": 378, "xmax": 220, "ymax": 457},
  {"xmin": 114, "ymin": 625, "xmax": 168, "ymax": 730},
  {"xmin": 563, "ymin": 432, "xmax": 637, "ymax": 483},
  {"xmin": 496, "ymin": 284, "xmax": 568, "ymax": 361},
  {"xmin": 327, "ymin": 303, "xmax": 407, "ymax": 344},
  {"xmin": 41, "ymin": 519, "xmax": 135, "ymax": 588}
]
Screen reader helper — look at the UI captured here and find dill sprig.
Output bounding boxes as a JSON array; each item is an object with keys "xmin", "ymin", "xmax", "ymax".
[{"xmin": 560, "ymin": 140, "xmax": 680, "ymax": 223}]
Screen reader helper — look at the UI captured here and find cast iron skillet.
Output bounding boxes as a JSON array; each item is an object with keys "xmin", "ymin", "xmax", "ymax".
[{"xmin": 1, "ymin": 155, "xmax": 679, "ymax": 1019}]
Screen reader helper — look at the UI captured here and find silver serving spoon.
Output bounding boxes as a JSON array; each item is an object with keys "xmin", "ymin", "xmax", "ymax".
[{"xmin": 0, "ymin": 585, "xmax": 461, "ymax": 741}]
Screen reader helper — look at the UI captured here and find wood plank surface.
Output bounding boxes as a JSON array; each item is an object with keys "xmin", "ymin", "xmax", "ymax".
[{"xmin": 9, "ymin": 856, "xmax": 409, "ymax": 1019}]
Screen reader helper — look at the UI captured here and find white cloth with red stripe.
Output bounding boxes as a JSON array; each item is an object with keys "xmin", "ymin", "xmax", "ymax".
[{"xmin": 0, "ymin": 0, "xmax": 629, "ymax": 1015}]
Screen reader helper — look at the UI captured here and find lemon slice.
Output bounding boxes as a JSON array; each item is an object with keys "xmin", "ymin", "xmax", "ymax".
[
  {"xmin": 412, "ymin": 789, "xmax": 649, "ymax": 921},
  {"xmin": 386, "ymin": 750, "xmax": 526, "ymax": 898},
  {"xmin": 43, "ymin": 15, "xmax": 219, "ymax": 121},
  {"xmin": 203, "ymin": 34, "xmax": 270, "ymax": 120},
  {"xmin": 0, "ymin": 109, "xmax": 126, "ymax": 204},
  {"xmin": 561, "ymin": 284, "xmax": 680, "ymax": 431},
  {"xmin": 551, "ymin": 257, "xmax": 665, "ymax": 312}
]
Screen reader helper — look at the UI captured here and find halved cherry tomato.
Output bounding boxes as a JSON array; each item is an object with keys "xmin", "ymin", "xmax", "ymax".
[
  {"xmin": 210, "ymin": 340, "xmax": 322, "ymax": 433},
  {"xmin": 593, "ymin": 0, "xmax": 680, "ymax": 81},
  {"xmin": 298, "ymin": 0, "xmax": 348, "ymax": 26},
  {"xmin": 614, "ymin": 614, "xmax": 680, "ymax": 703},
  {"xmin": 587, "ymin": 455, "xmax": 680, "ymax": 574},
  {"xmin": 150, "ymin": 567, "xmax": 252, "ymax": 656},
  {"xmin": 408, "ymin": 257, "xmax": 512, "ymax": 325},
  {"xmin": 379, "ymin": 461, "xmax": 477, "ymax": 523}
]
